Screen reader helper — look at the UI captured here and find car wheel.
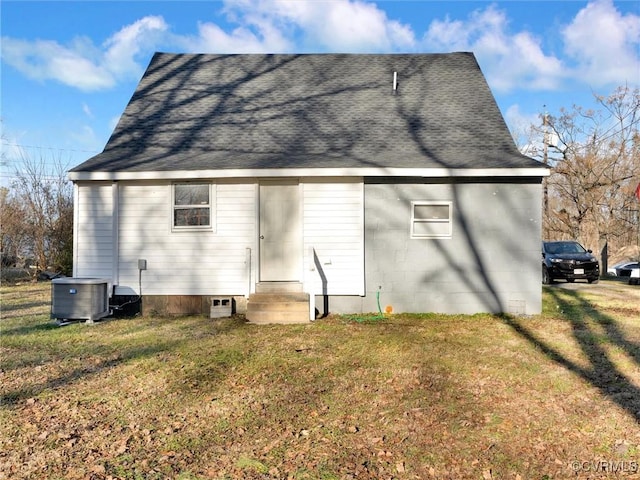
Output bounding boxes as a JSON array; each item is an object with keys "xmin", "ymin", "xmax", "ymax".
[
  {"xmin": 588, "ymin": 277, "xmax": 599, "ymax": 284},
  {"xmin": 542, "ymin": 267, "xmax": 553, "ymax": 285}
]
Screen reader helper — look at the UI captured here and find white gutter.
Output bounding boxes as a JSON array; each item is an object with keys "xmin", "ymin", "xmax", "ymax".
[{"xmin": 69, "ymin": 167, "xmax": 550, "ymax": 182}]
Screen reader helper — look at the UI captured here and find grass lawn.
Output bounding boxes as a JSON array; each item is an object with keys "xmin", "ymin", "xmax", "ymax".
[{"xmin": 1, "ymin": 281, "xmax": 639, "ymax": 479}]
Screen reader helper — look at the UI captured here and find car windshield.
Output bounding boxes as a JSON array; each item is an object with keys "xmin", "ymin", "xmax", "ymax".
[{"xmin": 545, "ymin": 242, "xmax": 586, "ymax": 254}]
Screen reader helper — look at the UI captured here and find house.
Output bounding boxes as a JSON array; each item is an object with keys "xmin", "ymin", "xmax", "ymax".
[{"xmin": 69, "ymin": 52, "xmax": 549, "ymax": 321}]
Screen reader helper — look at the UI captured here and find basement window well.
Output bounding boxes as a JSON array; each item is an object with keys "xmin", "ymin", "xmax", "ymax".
[
  {"xmin": 172, "ymin": 183, "xmax": 216, "ymax": 231},
  {"xmin": 410, "ymin": 201, "xmax": 452, "ymax": 239}
]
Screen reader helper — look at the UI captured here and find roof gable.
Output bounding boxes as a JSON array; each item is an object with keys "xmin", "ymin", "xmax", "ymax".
[{"xmin": 71, "ymin": 52, "xmax": 545, "ymax": 177}]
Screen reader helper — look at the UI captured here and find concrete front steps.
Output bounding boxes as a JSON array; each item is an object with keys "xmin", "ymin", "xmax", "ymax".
[{"xmin": 246, "ymin": 282, "xmax": 310, "ymax": 324}]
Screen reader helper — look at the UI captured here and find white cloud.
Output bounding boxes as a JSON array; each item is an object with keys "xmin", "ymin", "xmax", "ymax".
[
  {"xmin": 109, "ymin": 115, "xmax": 121, "ymax": 131},
  {"xmin": 2, "ymin": 1, "xmax": 418, "ymax": 91},
  {"xmin": 300, "ymin": 0, "xmax": 415, "ymax": 51},
  {"xmin": 178, "ymin": 19, "xmax": 292, "ymax": 53},
  {"xmin": 220, "ymin": 0, "xmax": 416, "ymax": 52},
  {"xmin": 69, "ymin": 125, "xmax": 98, "ymax": 148},
  {"xmin": 491, "ymin": 32, "xmax": 564, "ymax": 91},
  {"xmin": 1, "ymin": 16, "xmax": 168, "ymax": 91},
  {"xmin": 422, "ymin": 1, "xmax": 639, "ymax": 93},
  {"xmin": 0, "ymin": 130, "xmax": 28, "ymax": 165},
  {"xmin": 148, "ymin": 0, "xmax": 416, "ymax": 54},
  {"xmin": 423, "ymin": 5, "xmax": 564, "ymax": 93},
  {"xmin": 3, "ymin": 0, "xmax": 636, "ymax": 97},
  {"xmin": 103, "ymin": 16, "xmax": 169, "ymax": 78},
  {"xmin": 505, "ymin": 104, "xmax": 540, "ymax": 131},
  {"xmin": 562, "ymin": 0, "xmax": 640, "ymax": 87},
  {"xmin": 1, "ymin": 37, "xmax": 115, "ymax": 90},
  {"xmin": 82, "ymin": 103, "xmax": 93, "ymax": 118},
  {"xmin": 424, "ymin": 5, "xmax": 509, "ymax": 53},
  {"xmin": 504, "ymin": 104, "xmax": 543, "ymax": 155}
]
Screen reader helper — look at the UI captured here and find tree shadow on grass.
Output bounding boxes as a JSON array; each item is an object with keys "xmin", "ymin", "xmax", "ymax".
[
  {"xmin": 0, "ymin": 343, "xmax": 175, "ymax": 407},
  {"xmin": 502, "ymin": 287, "xmax": 640, "ymax": 423},
  {"xmin": 0, "ymin": 320, "xmax": 59, "ymax": 336},
  {"xmin": 1, "ymin": 315, "xmax": 251, "ymax": 408},
  {"xmin": 1, "ymin": 300, "xmax": 51, "ymax": 318}
]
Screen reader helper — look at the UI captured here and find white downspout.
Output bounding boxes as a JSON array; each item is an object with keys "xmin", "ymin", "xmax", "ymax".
[
  {"xmin": 72, "ymin": 183, "xmax": 80, "ymax": 278},
  {"xmin": 307, "ymin": 245, "xmax": 316, "ymax": 321},
  {"xmin": 111, "ymin": 182, "xmax": 119, "ymax": 295}
]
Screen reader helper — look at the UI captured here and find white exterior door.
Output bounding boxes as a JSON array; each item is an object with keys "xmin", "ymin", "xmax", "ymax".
[{"xmin": 259, "ymin": 181, "xmax": 302, "ymax": 281}]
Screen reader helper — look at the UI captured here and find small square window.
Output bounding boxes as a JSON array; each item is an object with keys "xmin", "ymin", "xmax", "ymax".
[
  {"xmin": 173, "ymin": 183, "xmax": 213, "ymax": 230},
  {"xmin": 411, "ymin": 201, "xmax": 452, "ymax": 238}
]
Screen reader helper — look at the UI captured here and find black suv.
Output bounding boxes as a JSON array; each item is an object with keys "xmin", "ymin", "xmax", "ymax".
[{"xmin": 542, "ymin": 241, "xmax": 600, "ymax": 284}]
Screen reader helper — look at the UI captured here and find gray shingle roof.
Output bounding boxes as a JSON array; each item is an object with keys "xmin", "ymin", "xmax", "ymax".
[{"xmin": 71, "ymin": 52, "xmax": 544, "ymax": 173}]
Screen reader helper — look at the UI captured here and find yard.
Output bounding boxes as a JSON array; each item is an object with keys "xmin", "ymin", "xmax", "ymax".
[{"xmin": 1, "ymin": 280, "xmax": 639, "ymax": 479}]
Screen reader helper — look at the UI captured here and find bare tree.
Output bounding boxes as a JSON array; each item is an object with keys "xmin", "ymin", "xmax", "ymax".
[
  {"xmin": 529, "ymin": 86, "xmax": 640, "ymax": 261},
  {"xmin": 1, "ymin": 186, "xmax": 28, "ymax": 266},
  {"xmin": 5, "ymin": 152, "xmax": 74, "ymax": 276}
]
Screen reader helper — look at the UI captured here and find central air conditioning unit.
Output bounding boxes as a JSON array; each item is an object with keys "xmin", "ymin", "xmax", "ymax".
[{"xmin": 51, "ymin": 278, "xmax": 110, "ymax": 323}]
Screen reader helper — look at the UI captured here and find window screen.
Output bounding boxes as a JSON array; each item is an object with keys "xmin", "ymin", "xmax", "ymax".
[
  {"xmin": 173, "ymin": 183, "xmax": 212, "ymax": 229},
  {"xmin": 411, "ymin": 201, "xmax": 452, "ymax": 238}
]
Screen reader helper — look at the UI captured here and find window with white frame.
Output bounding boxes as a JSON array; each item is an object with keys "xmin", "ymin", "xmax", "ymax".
[
  {"xmin": 410, "ymin": 201, "xmax": 452, "ymax": 238},
  {"xmin": 173, "ymin": 183, "xmax": 214, "ymax": 230}
]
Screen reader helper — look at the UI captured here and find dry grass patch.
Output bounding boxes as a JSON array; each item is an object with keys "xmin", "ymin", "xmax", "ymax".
[{"xmin": 1, "ymin": 282, "xmax": 639, "ymax": 479}]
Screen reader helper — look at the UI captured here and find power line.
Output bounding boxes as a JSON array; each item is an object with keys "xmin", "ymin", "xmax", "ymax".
[
  {"xmin": 1, "ymin": 174, "xmax": 67, "ymax": 181},
  {"xmin": 1, "ymin": 142, "xmax": 101, "ymax": 155}
]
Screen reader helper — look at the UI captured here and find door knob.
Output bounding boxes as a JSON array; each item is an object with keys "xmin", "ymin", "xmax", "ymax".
[{"xmin": 260, "ymin": 235, "xmax": 264, "ymax": 239}]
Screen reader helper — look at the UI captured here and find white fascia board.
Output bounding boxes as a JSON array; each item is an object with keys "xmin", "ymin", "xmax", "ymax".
[{"xmin": 69, "ymin": 167, "xmax": 550, "ymax": 182}]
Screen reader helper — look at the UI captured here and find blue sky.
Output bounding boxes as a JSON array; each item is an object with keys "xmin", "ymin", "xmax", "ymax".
[{"xmin": 1, "ymin": 0, "xmax": 639, "ymax": 182}]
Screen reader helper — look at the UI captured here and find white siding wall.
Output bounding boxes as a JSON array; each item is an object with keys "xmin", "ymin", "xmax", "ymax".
[
  {"xmin": 303, "ymin": 178, "xmax": 364, "ymax": 295},
  {"xmin": 74, "ymin": 183, "xmax": 114, "ymax": 280},
  {"xmin": 116, "ymin": 181, "xmax": 256, "ymax": 296},
  {"xmin": 76, "ymin": 178, "xmax": 364, "ymax": 298}
]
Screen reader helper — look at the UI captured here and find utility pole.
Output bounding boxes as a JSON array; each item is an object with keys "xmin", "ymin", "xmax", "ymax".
[{"xmin": 542, "ymin": 108, "xmax": 549, "ymax": 239}]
